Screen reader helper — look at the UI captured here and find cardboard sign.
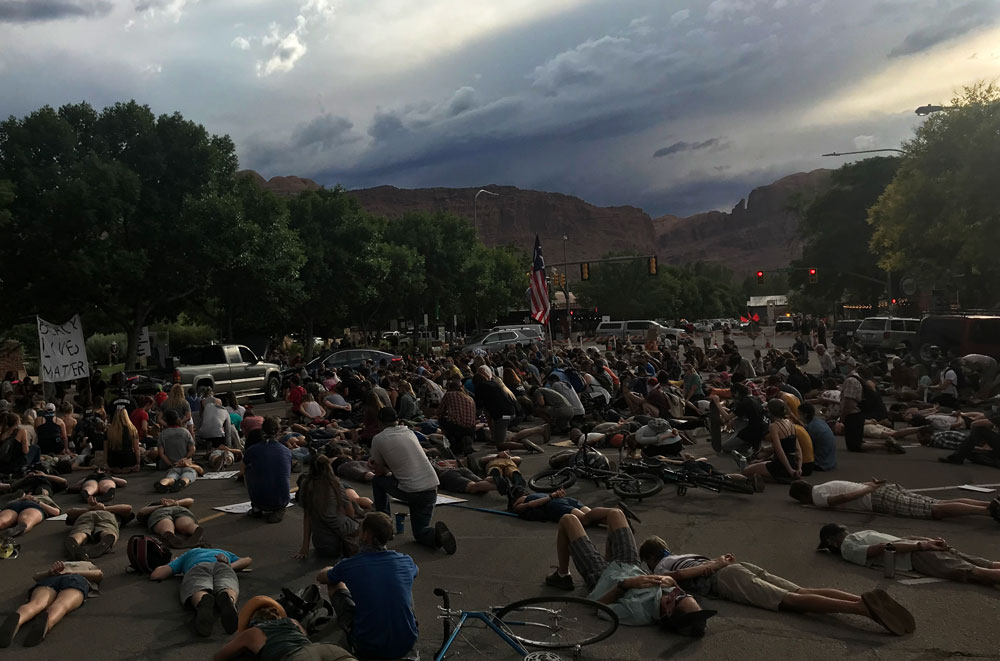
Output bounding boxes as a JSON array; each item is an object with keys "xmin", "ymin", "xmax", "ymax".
[{"xmin": 37, "ymin": 315, "xmax": 90, "ymax": 383}]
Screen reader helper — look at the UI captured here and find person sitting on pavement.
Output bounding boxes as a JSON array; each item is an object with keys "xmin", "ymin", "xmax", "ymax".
[
  {"xmin": 63, "ymin": 498, "xmax": 133, "ymax": 560},
  {"xmin": 213, "ymin": 595, "xmax": 356, "ymax": 661},
  {"xmin": 150, "ymin": 546, "xmax": 253, "ymax": 637},
  {"xmin": 709, "ymin": 382, "xmax": 769, "ymax": 456},
  {"xmin": 531, "ymin": 384, "xmax": 575, "ymax": 433},
  {"xmin": 0, "ymin": 560, "xmax": 103, "ymax": 648},
  {"xmin": 104, "ymin": 407, "xmax": 141, "ymax": 473},
  {"xmin": 638, "ymin": 536, "xmax": 913, "ymax": 636},
  {"xmin": 547, "ymin": 372, "xmax": 586, "ymax": 419},
  {"xmin": 0, "ymin": 412, "xmax": 35, "ymax": 476},
  {"xmin": 544, "ymin": 509, "xmax": 714, "ymax": 637},
  {"xmin": 368, "ymin": 406, "xmax": 456, "ymax": 555},
  {"xmin": 790, "ymin": 478, "xmax": 1000, "ymax": 523},
  {"xmin": 295, "ymin": 455, "xmax": 361, "ymax": 561},
  {"xmin": 199, "ymin": 395, "xmax": 233, "ymax": 452},
  {"xmin": 156, "ymin": 410, "xmax": 199, "ymax": 493},
  {"xmin": 0, "ymin": 490, "xmax": 60, "ymax": 538},
  {"xmin": 741, "ymin": 398, "xmax": 803, "ymax": 483},
  {"xmin": 137, "ymin": 497, "xmax": 204, "ymax": 549},
  {"xmin": 799, "ymin": 403, "xmax": 836, "ymax": 472},
  {"xmin": 317, "ymin": 512, "xmax": 419, "ymax": 659},
  {"xmin": 243, "ymin": 416, "xmax": 292, "ymax": 522},
  {"xmin": 34, "ymin": 402, "xmax": 68, "ymax": 457},
  {"xmin": 818, "ymin": 523, "xmax": 1000, "ymax": 589}
]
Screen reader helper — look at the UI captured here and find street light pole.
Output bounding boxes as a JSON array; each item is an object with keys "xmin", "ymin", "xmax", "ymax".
[
  {"xmin": 821, "ymin": 148, "xmax": 906, "ymax": 157},
  {"xmin": 915, "ymin": 104, "xmax": 954, "ymax": 116},
  {"xmin": 473, "ymin": 189, "xmax": 498, "ymax": 240},
  {"xmin": 562, "ymin": 235, "xmax": 570, "ymax": 341}
]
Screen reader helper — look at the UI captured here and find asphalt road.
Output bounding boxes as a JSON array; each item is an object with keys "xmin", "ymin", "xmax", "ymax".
[{"xmin": 3, "ymin": 333, "xmax": 999, "ymax": 660}]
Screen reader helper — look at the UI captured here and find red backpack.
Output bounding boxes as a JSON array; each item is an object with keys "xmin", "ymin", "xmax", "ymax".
[{"xmin": 127, "ymin": 535, "xmax": 172, "ymax": 573}]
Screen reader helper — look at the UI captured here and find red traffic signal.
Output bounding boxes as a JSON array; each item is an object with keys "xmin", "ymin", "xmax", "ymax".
[
  {"xmin": 808, "ymin": 268, "xmax": 817, "ymax": 284},
  {"xmin": 756, "ymin": 270, "xmax": 764, "ymax": 284}
]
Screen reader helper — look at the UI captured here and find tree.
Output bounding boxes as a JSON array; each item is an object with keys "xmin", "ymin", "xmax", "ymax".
[
  {"xmin": 869, "ymin": 83, "xmax": 1000, "ymax": 307},
  {"xmin": 0, "ymin": 101, "xmax": 241, "ymax": 369},
  {"xmin": 790, "ymin": 156, "xmax": 899, "ymax": 309}
]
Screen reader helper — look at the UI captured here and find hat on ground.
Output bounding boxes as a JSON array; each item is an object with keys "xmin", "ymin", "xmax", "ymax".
[
  {"xmin": 817, "ymin": 523, "xmax": 847, "ymax": 551},
  {"xmin": 238, "ymin": 595, "xmax": 286, "ymax": 632}
]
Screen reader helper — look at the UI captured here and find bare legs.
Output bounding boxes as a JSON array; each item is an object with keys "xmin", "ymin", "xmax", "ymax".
[
  {"xmin": 5, "ymin": 587, "xmax": 84, "ymax": 644},
  {"xmin": 931, "ymin": 500, "xmax": 992, "ymax": 519},
  {"xmin": 555, "ymin": 514, "xmax": 588, "ymax": 575}
]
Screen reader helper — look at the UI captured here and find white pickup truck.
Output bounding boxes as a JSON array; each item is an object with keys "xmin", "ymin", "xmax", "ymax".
[{"xmin": 168, "ymin": 344, "xmax": 282, "ymax": 401}]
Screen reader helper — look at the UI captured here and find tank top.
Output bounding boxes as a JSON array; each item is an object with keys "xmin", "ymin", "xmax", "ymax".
[
  {"xmin": 37, "ymin": 413, "xmax": 62, "ymax": 455},
  {"xmin": 775, "ymin": 421, "xmax": 798, "ymax": 458},
  {"xmin": 255, "ymin": 619, "xmax": 311, "ymax": 661}
]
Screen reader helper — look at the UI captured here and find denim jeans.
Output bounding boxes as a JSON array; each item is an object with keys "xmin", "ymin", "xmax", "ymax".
[
  {"xmin": 949, "ymin": 426, "xmax": 1000, "ymax": 463},
  {"xmin": 371, "ymin": 475, "xmax": 438, "ymax": 548}
]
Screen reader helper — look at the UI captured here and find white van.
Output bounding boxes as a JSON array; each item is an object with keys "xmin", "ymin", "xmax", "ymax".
[{"xmin": 595, "ymin": 320, "xmax": 686, "ymax": 344}]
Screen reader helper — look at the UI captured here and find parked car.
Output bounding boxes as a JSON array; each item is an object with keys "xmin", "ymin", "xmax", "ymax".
[
  {"xmin": 463, "ymin": 329, "xmax": 536, "ymax": 352},
  {"xmin": 853, "ymin": 317, "xmax": 920, "ymax": 352},
  {"xmin": 774, "ymin": 319, "xmax": 795, "ymax": 333},
  {"xmin": 168, "ymin": 344, "xmax": 282, "ymax": 401},
  {"xmin": 491, "ymin": 324, "xmax": 546, "ymax": 342},
  {"xmin": 595, "ymin": 320, "xmax": 687, "ymax": 344},
  {"xmin": 914, "ymin": 314, "xmax": 1000, "ymax": 361},
  {"xmin": 830, "ymin": 319, "xmax": 862, "ymax": 348}
]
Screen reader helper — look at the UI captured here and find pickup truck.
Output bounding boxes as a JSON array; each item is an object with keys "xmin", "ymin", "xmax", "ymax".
[{"xmin": 168, "ymin": 344, "xmax": 282, "ymax": 401}]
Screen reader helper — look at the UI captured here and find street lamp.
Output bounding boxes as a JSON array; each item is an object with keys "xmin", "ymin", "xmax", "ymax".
[
  {"xmin": 473, "ymin": 189, "xmax": 498, "ymax": 239},
  {"xmin": 821, "ymin": 148, "xmax": 906, "ymax": 157},
  {"xmin": 562, "ymin": 235, "xmax": 570, "ymax": 340},
  {"xmin": 915, "ymin": 104, "xmax": 953, "ymax": 116}
]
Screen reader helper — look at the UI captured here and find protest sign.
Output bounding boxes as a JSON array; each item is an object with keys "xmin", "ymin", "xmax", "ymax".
[{"xmin": 37, "ymin": 315, "xmax": 90, "ymax": 382}]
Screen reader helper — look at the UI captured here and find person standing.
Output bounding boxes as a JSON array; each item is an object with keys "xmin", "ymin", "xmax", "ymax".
[{"xmin": 368, "ymin": 407, "xmax": 455, "ymax": 554}]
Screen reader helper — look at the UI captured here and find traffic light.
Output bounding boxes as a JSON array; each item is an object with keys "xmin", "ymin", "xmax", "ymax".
[
  {"xmin": 756, "ymin": 270, "xmax": 764, "ymax": 284},
  {"xmin": 648, "ymin": 256, "xmax": 658, "ymax": 276},
  {"xmin": 808, "ymin": 268, "xmax": 817, "ymax": 284},
  {"xmin": 580, "ymin": 262, "xmax": 590, "ymax": 281}
]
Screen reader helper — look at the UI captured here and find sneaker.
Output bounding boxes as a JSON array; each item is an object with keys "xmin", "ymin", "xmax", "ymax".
[
  {"xmin": 489, "ymin": 468, "xmax": 510, "ymax": 496},
  {"xmin": 544, "ymin": 569, "xmax": 574, "ymax": 591},
  {"xmin": 522, "ymin": 440, "xmax": 544, "ymax": 454},
  {"xmin": 542, "ymin": 424, "xmax": 551, "ymax": 443},
  {"xmin": 0, "ymin": 612, "xmax": 20, "ymax": 648},
  {"xmin": 884, "ymin": 439, "xmax": 906, "ymax": 455},
  {"xmin": 64, "ymin": 536, "xmax": 87, "ymax": 561},
  {"xmin": 265, "ymin": 509, "xmax": 285, "ymax": 524},
  {"xmin": 435, "ymin": 521, "xmax": 457, "ymax": 555},
  {"xmin": 154, "ymin": 481, "xmax": 171, "ymax": 493},
  {"xmin": 195, "ymin": 593, "xmax": 216, "ymax": 637},
  {"xmin": 21, "ymin": 612, "xmax": 47, "ymax": 647},
  {"xmin": 217, "ymin": 592, "xmax": 239, "ymax": 634},
  {"xmin": 5, "ymin": 523, "xmax": 27, "ymax": 538},
  {"xmin": 90, "ymin": 533, "xmax": 115, "ymax": 559},
  {"xmin": 731, "ymin": 451, "xmax": 748, "ymax": 471}
]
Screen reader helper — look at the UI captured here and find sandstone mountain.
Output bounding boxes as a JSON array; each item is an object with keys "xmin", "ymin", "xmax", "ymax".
[{"xmin": 238, "ymin": 169, "xmax": 831, "ymax": 273}]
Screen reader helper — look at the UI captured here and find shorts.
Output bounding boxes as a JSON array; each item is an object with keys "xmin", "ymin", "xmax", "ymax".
[
  {"xmin": 438, "ymin": 468, "xmax": 478, "ymax": 493},
  {"xmin": 166, "ymin": 467, "xmax": 198, "ymax": 482},
  {"xmin": 871, "ymin": 484, "xmax": 935, "ymax": 519},
  {"xmin": 179, "ymin": 561, "xmax": 239, "ymax": 605},
  {"xmin": 569, "ymin": 527, "xmax": 640, "ymax": 590},
  {"xmin": 285, "ymin": 643, "xmax": 357, "ymax": 661},
  {"xmin": 911, "ymin": 549, "xmax": 997, "ymax": 582},
  {"xmin": 33, "ymin": 573, "xmax": 91, "ymax": 600},
  {"xmin": 765, "ymin": 456, "xmax": 796, "ymax": 481},
  {"xmin": 864, "ymin": 424, "xmax": 894, "ymax": 439},
  {"xmin": 84, "ymin": 473, "xmax": 115, "ymax": 485},
  {"xmin": 147, "ymin": 505, "xmax": 196, "ymax": 530},
  {"xmin": 711, "ymin": 562, "xmax": 801, "ymax": 611},
  {"xmin": 544, "ymin": 497, "xmax": 585, "ymax": 521},
  {"xmin": 485, "ymin": 458, "xmax": 519, "ymax": 479},
  {"xmin": 3, "ymin": 501, "xmax": 48, "ymax": 516},
  {"xmin": 71, "ymin": 510, "xmax": 119, "ymax": 539},
  {"xmin": 210, "ymin": 449, "xmax": 235, "ymax": 467}
]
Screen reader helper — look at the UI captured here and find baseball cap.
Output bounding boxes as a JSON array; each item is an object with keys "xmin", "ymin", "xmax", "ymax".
[
  {"xmin": 44, "ymin": 403, "xmax": 56, "ymax": 412},
  {"xmin": 817, "ymin": 523, "xmax": 846, "ymax": 551}
]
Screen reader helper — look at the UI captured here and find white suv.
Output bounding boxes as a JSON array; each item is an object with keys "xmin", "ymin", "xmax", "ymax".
[{"xmin": 854, "ymin": 316, "xmax": 920, "ymax": 351}]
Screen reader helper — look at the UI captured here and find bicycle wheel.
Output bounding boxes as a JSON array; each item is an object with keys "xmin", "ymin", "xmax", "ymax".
[
  {"xmin": 528, "ymin": 469, "xmax": 577, "ymax": 492},
  {"xmin": 612, "ymin": 472, "xmax": 663, "ymax": 499},
  {"xmin": 494, "ymin": 596, "xmax": 619, "ymax": 649},
  {"xmin": 696, "ymin": 473, "xmax": 754, "ymax": 495}
]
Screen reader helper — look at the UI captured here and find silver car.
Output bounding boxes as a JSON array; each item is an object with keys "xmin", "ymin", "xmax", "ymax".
[{"xmin": 463, "ymin": 329, "xmax": 537, "ymax": 353}]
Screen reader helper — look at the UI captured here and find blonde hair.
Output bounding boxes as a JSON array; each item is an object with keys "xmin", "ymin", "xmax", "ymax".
[
  {"xmin": 165, "ymin": 384, "xmax": 186, "ymax": 411},
  {"xmin": 107, "ymin": 407, "xmax": 138, "ymax": 450}
]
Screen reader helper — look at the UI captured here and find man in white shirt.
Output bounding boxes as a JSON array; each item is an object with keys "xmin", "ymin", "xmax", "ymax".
[
  {"xmin": 931, "ymin": 360, "xmax": 960, "ymax": 408},
  {"xmin": 818, "ymin": 524, "xmax": 1000, "ymax": 587},
  {"xmin": 816, "ymin": 344, "xmax": 836, "ymax": 376},
  {"xmin": 369, "ymin": 407, "xmax": 455, "ymax": 554},
  {"xmin": 789, "ymin": 479, "xmax": 998, "ymax": 522}
]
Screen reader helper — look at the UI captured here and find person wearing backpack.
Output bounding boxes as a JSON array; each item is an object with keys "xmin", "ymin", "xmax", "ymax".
[
  {"xmin": 150, "ymin": 546, "xmax": 253, "ymax": 637},
  {"xmin": 0, "ymin": 560, "xmax": 104, "ymax": 648}
]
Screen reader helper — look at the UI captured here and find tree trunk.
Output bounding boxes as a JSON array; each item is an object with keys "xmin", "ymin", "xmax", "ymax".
[
  {"xmin": 302, "ymin": 318, "xmax": 315, "ymax": 362},
  {"xmin": 123, "ymin": 305, "xmax": 151, "ymax": 373}
]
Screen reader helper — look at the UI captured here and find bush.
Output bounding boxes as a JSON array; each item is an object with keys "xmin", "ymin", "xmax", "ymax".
[
  {"xmin": 86, "ymin": 332, "xmax": 127, "ymax": 364},
  {"xmin": 150, "ymin": 315, "xmax": 216, "ymax": 352}
]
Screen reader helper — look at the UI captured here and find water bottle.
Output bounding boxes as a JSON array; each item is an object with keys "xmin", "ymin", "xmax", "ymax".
[
  {"xmin": 394, "ymin": 512, "xmax": 407, "ymax": 534},
  {"xmin": 883, "ymin": 543, "xmax": 896, "ymax": 579}
]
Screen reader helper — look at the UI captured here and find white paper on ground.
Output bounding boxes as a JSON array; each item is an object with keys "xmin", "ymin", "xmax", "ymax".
[
  {"xmin": 47, "ymin": 514, "xmax": 68, "ymax": 521},
  {"xmin": 201, "ymin": 471, "xmax": 240, "ymax": 480},
  {"xmin": 898, "ymin": 577, "xmax": 946, "ymax": 585},
  {"xmin": 959, "ymin": 484, "xmax": 996, "ymax": 493},
  {"xmin": 392, "ymin": 494, "xmax": 468, "ymax": 506},
  {"xmin": 213, "ymin": 492, "xmax": 296, "ymax": 514}
]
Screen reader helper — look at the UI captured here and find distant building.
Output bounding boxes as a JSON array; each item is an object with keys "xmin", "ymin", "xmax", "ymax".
[{"xmin": 746, "ymin": 295, "xmax": 789, "ymax": 325}]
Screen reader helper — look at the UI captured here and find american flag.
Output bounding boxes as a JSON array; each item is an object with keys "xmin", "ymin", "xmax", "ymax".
[{"xmin": 528, "ymin": 235, "xmax": 550, "ymax": 324}]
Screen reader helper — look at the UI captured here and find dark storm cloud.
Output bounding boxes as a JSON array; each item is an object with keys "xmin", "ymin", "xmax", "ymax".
[
  {"xmin": 653, "ymin": 138, "xmax": 728, "ymax": 158},
  {"xmin": 0, "ymin": 0, "xmax": 111, "ymax": 22},
  {"xmin": 888, "ymin": 0, "xmax": 994, "ymax": 57},
  {"xmin": 291, "ymin": 113, "xmax": 356, "ymax": 150}
]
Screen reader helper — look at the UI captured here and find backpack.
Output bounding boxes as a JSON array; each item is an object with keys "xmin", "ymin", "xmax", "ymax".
[
  {"xmin": 277, "ymin": 584, "xmax": 334, "ymax": 635},
  {"xmin": 563, "ymin": 368, "xmax": 587, "ymax": 394},
  {"xmin": 127, "ymin": 534, "xmax": 172, "ymax": 573},
  {"xmin": 573, "ymin": 446, "xmax": 611, "ymax": 472}
]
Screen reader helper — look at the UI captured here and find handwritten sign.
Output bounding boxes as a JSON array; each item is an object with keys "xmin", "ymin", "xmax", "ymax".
[{"xmin": 37, "ymin": 315, "xmax": 90, "ymax": 382}]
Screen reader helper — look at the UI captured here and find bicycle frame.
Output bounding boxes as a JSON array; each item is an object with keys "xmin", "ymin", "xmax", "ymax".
[{"xmin": 435, "ymin": 610, "xmax": 528, "ymax": 660}]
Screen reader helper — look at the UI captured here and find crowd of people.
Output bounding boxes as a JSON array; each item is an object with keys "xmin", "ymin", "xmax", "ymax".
[{"xmin": 1, "ymin": 325, "xmax": 999, "ymax": 656}]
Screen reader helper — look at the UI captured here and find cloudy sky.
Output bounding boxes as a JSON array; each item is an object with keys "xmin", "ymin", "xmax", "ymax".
[{"xmin": 1, "ymin": 0, "xmax": 998, "ymax": 216}]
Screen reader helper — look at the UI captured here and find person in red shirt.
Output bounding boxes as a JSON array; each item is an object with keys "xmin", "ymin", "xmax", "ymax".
[
  {"xmin": 129, "ymin": 396, "xmax": 153, "ymax": 444},
  {"xmin": 285, "ymin": 376, "xmax": 306, "ymax": 417},
  {"xmin": 154, "ymin": 387, "xmax": 169, "ymax": 408}
]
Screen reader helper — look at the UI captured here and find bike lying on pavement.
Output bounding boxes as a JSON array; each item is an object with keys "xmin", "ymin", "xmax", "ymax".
[
  {"xmin": 625, "ymin": 456, "xmax": 759, "ymax": 496},
  {"xmin": 433, "ymin": 587, "xmax": 619, "ymax": 660},
  {"xmin": 527, "ymin": 445, "xmax": 664, "ymax": 500}
]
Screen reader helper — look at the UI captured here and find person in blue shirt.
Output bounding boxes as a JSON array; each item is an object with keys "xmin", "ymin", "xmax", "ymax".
[
  {"xmin": 799, "ymin": 403, "xmax": 837, "ymax": 471},
  {"xmin": 151, "ymin": 547, "xmax": 253, "ymax": 637},
  {"xmin": 243, "ymin": 417, "xmax": 292, "ymax": 523},
  {"xmin": 317, "ymin": 512, "xmax": 418, "ymax": 659}
]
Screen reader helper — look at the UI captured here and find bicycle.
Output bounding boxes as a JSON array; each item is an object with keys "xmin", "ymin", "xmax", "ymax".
[
  {"xmin": 627, "ymin": 456, "xmax": 757, "ymax": 496},
  {"xmin": 527, "ymin": 445, "xmax": 663, "ymax": 500},
  {"xmin": 433, "ymin": 587, "xmax": 619, "ymax": 660}
]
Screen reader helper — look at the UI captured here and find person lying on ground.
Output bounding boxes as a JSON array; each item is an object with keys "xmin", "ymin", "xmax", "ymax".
[
  {"xmin": 505, "ymin": 485, "xmax": 642, "ymax": 525},
  {"xmin": 71, "ymin": 468, "xmax": 126, "ymax": 503},
  {"xmin": 317, "ymin": 512, "xmax": 420, "ymax": 659},
  {"xmin": 790, "ymin": 479, "xmax": 1000, "ymax": 523},
  {"xmin": 295, "ymin": 455, "xmax": 361, "ymax": 561},
  {"xmin": 627, "ymin": 418, "xmax": 683, "ymax": 458},
  {"xmin": 938, "ymin": 412, "xmax": 1000, "ymax": 466},
  {"xmin": 0, "ymin": 560, "xmax": 103, "ymax": 648},
  {"xmin": 208, "ymin": 442, "xmax": 243, "ymax": 472},
  {"xmin": 818, "ymin": 523, "xmax": 1000, "ymax": 588},
  {"xmin": 544, "ymin": 510, "xmax": 714, "ymax": 637},
  {"xmin": 431, "ymin": 460, "xmax": 495, "ymax": 494},
  {"xmin": 137, "ymin": 497, "xmax": 205, "ymax": 549},
  {"xmin": 0, "ymin": 491, "xmax": 60, "ymax": 538},
  {"xmin": 637, "ymin": 536, "xmax": 913, "ymax": 636},
  {"xmin": 213, "ymin": 595, "xmax": 357, "ymax": 661},
  {"xmin": 150, "ymin": 546, "xmax": 253, "ymax": 637},
  {"xmin": 63, "ymin": 498, "xmax": 133, "ymax": 560}
]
